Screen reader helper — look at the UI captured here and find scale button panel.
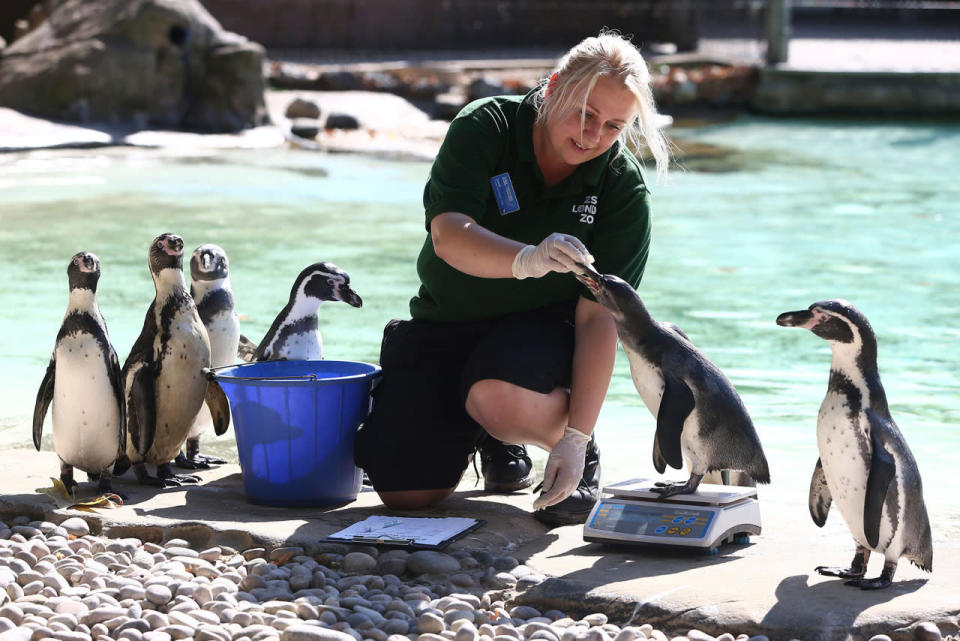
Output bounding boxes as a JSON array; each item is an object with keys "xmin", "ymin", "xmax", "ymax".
[{"xmin": 589, "ymin": 501, "xmax": 715, "ymax": 540}]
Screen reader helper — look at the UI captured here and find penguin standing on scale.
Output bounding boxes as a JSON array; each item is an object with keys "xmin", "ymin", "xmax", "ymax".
[
  {"xmin": 116, "ymin": 233, "xmax": 230, "ymax": 487},
  {"xmin": 33, "ymin": 252, "xmax": 125, "ymax": 496},
  {"xmin": 574, "ymin": 264, "xmax": 770, "ymax": 498},
  {"xmin": 777, "ymin": 299, "xmax": 932, "ymax": 589},
  {"xmin": 240, "ymin": 262, "xmax": 362, "ymax": 362},
  {"xmin": 175, "ymin": 244, "xmax": 238, "ymax": 470}
]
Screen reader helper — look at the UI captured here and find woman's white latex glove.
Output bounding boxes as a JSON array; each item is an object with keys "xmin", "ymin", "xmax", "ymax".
[
  {"xmin": 512, "ymin": 233, "xmax": 595, "ymax": 280},
  {"xmin": 533, "ymin": 426, "xmax": 592, "ymax": 510}
]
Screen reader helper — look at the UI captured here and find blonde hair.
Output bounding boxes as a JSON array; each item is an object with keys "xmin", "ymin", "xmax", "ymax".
[{"xmin": 534, "ymin": 30, "xmax": 670, "ymax": 178}]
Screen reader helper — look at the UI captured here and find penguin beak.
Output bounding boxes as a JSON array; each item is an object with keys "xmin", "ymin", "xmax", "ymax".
[
  {"xmin": 776, "ymin": 309, "xmax": 816, "ymax": 329},
  {"xmin": 337, "ymin": 284, "xmax": 363, "ymax": 308},
  {"xmin": 573, "ymin": 261, "xmax": 603, "ymax": 295}
]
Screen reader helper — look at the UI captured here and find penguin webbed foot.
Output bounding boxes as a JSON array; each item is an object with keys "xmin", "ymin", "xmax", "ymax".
[
  {"xmin": 157, "ymin": 463, "xmax": 202, "ymax": 485},
  {"xmin": 651, "ymin": 474, "xmax": 702, "ymax": 500},
  {"xmin": 844, "ymin": 575, "xmax": 892, "ymax": 590},
  {"xmin": 815, "ymin": 565, "xmax": 866, "ymax": 579},
  {"xmin": 59, "ymin": 475, "xmax": 79, "ymax": 496},
  {"xmin": 97, "ymin": 482, "xmax": 127, "ymax": 501},
  {"xmin": 174, "ymin": 451, "xmax": 212, "ymax": 470},
  {"xmin": 133, "ymin": 463, "xmax": 171, "ymax": 488}
]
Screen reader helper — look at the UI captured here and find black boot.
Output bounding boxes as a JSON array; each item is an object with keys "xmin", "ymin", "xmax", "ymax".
[
  {"xmin": 534, "ymin": 434, "xmax": 601, "ymax": 527},
  {"xmin": 479, "ymin": 436, "xmax": 535, "ymax": 493}
]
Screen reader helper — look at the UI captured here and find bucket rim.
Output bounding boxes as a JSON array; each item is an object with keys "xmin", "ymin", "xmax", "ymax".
[{"xmin": 206, "ymin": 360, "xmax": 381, "ymax": 384}]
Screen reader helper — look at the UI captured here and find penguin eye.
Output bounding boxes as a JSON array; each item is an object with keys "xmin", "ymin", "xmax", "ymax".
[
  {"xmin": 156, "ymin": 240, "xmax": 164, "ymax": 249},
  {"xmin": 327, "ymin": 279, "xmax": 335, "ymax": 286}
]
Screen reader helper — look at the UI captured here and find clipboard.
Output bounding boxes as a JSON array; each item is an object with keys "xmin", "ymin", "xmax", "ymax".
[{"xmin": 323, "ymin": 515, "xmax": 485, "ymax": 549}]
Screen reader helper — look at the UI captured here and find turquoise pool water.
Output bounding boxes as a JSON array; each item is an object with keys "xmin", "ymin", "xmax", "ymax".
[{"xmin": 1, "ymin": 116, "xmax": 958, "ymax": 537}]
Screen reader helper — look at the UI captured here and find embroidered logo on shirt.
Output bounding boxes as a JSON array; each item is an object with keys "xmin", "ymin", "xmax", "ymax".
[
  {"xmin": 491, "ymin": 173, "xmax": 520, "ymax": 215},
  {"xmin": 572, "ymin": 195, "xmax": 598, "ymax": 224}
]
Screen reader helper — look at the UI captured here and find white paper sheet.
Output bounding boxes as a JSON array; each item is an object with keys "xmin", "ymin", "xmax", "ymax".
[{"xmin": 325, "ymin": 515, "xmax": 483, "ymax": 547}]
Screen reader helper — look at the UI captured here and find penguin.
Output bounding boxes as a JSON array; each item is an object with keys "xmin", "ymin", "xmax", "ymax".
[
  {"xmin": 117, "ymin": 233, "xmax": 230, "ymax": 487},
  {"xmin": 175, "ymin": 243, "xmax": 238, "ymax": 470},
  {"xmin": 33, "ymin": 252, "xmax": 125, "ymax": 496},
  {"xmin": 247, "ymin": 262, "xmax": 362, "ymax": 362},
  {"xmin": 574, "ymin": 264, "xmax": 770, "ymax": 498},
  {"xmin": 776, "ymin": 299, "xmax": 933, "ymax": 589}
]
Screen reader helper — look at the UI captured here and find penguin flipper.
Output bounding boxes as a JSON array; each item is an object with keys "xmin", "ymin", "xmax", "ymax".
[
  {"xmin": 661, "ymin": 322, "xmax": 690, "ymax": 342},
  {"xmin": 653, "ymin": 375, "xmax": 694, "ymax": 473},
  {"xmin": 33, "ymin": 358, "xmax": 56, "ymax": 451},
  {"xmin": 809, "ymin": 457, "xmax": 832, "ymax": 527},
  {"xmin": 205, "ymin": 380, "xmax": 231, "ymax": 436},
  {"xmin": 128, "ymin": 364, "xmax": 157, "ymax": 457},
  {"xmin": 108, "ymin": 347, "xmax": 126, "ymax": 457},
  {"xmin": 237, "ymin": 334, "xmax": 258, "ymax": 363},
  {"xmin": 864, "ymin": 408, "xmax": 897, "ymax": 549}
]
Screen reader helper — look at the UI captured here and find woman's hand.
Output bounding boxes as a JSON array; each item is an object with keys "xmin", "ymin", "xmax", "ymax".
[{"xmin": 512, "ymin": 233, "xmax": 595, "ymax": 280}]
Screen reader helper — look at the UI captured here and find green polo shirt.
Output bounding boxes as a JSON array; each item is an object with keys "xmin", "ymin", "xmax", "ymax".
[{"xmin": 410, "ymin": 88, "xmax": 651, "ymax": 323}]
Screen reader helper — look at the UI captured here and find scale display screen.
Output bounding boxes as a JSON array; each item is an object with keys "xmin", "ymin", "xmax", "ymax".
[{"xmin": 588, "ymin": 501, "xmax": 715, "ymax": 540}]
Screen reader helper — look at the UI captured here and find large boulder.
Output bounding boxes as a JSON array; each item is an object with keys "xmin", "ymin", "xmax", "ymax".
[{"xmin": 0, "ymin": 0, "xmax": 268, "ymax": 131}]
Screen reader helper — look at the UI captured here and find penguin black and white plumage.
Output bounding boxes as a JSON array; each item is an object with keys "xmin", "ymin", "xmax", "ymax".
[
  {"xmin": 777, "ymin": 299, "xmax": 933, "ymax": 589},
  {"xmin": 33, "ymin": 252, "xmax": 125, "ymax": 496},
  {"xmin": 118, "ymin": 233, "xmax": 230, "ymax": 487},
  {"xmin": 248, "ymin": 262, "xmax": 362, "ymax": 362},
  {"xmin": 575, "ymin": 264, "xmax": 770, "ymax": 498},
  {"xmin": 175, "ymin": 243, "xmax": 238, "ymax": 470}
]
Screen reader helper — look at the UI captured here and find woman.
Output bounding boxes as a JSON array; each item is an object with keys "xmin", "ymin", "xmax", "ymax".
[{"xmin": 355, "ymin": 30, "xmax": 669, "ymax": 526}]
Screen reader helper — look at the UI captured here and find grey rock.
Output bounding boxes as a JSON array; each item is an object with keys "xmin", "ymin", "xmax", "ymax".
[
  {"xmin": 516, "ymin": 574, "xmax": 546, "ymax": 590},
  {"xmin": 379, "ymin": 620, "xmax": 409, "ymax": 635},
  {"xmin": 324, "ymin": 113, "xmax": 360, "ymax": 130},
  {"xmin": 444, "ymin": 610, "xmax": 475, "ymax": 625},
  {"xmin": 59, "ymin": 519, "xmax": 91, "ymax": 538},
  {"xmin": 376, "ymin": 559, "xmax": 407, "ymax": 577},
  {"xmin": 449, "ymin": 574, "xmax": 475, "ymax": 588},
  {"xmin": 508, "ymin": 606, "xmax": 540, "ymax": 620},
  {"xmin": 145, "ymin": 584, "xmax": 173, "ymax": 606},
  {"xmin": 488, "ymin": 573, "xmax": 517, "ymax": 589},
  {"xmin": 285, "ymin": 98, "xmax": 321, "ymax": 120},
  {"xmin": 342, "ymin": 553, "xmax": 378, "ymax": 575},
  {"xmin": 913, "ymin": 623, "xmax": 942, "ymax": 641},
  {"xmin": 418, "ymin": 613, "xmax": 445, "ymax": 634},
  {"xmin": 613, "ymin": 629, "xmax": 642, "ymax": 641},
  {"xmin": 407, "ymin": 552, "xmax": 460, "ymax": 576}
]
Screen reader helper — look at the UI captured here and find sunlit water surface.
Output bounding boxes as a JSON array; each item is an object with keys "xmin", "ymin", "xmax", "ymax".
[{"xmin": 1, "ymin": 116, "xmax": 957, "ymax": 538}]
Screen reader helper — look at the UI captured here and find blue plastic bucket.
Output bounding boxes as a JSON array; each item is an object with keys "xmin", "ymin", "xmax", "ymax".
[{"xmin": 210, "ymin": 360, "xmax": 380, "ymax": 507}]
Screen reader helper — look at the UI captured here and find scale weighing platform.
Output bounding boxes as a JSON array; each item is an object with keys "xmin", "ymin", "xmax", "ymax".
[{"xmin": 584, "ymin": 478, "xmax": 761, "ymax": 552}]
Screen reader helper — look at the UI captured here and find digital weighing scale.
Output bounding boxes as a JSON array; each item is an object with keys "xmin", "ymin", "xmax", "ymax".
[{"xmin": 583, "ymin": 478, "xmax": 761, "ymax": 552}]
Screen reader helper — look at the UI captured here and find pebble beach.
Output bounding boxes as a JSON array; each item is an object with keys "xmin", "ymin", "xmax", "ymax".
[{"xmin": 0, "ymin": 515, "xmax": 954, "ymax": 641}]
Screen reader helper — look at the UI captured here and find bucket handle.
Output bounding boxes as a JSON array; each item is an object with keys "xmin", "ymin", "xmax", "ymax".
[{"xmin": 203, "ymin": 366, "xmax": 319, "ymax": 383}]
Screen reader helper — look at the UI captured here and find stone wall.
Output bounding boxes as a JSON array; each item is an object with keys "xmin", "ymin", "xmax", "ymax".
[{"xmin": 753, "ymin": 68, "xmax": 960, "ymax": 115}]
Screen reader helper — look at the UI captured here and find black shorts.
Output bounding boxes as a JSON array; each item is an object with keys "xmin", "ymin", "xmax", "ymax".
[{"xmin": 354, "ymin": 300, "xmax": 576, "ymax": 492}]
